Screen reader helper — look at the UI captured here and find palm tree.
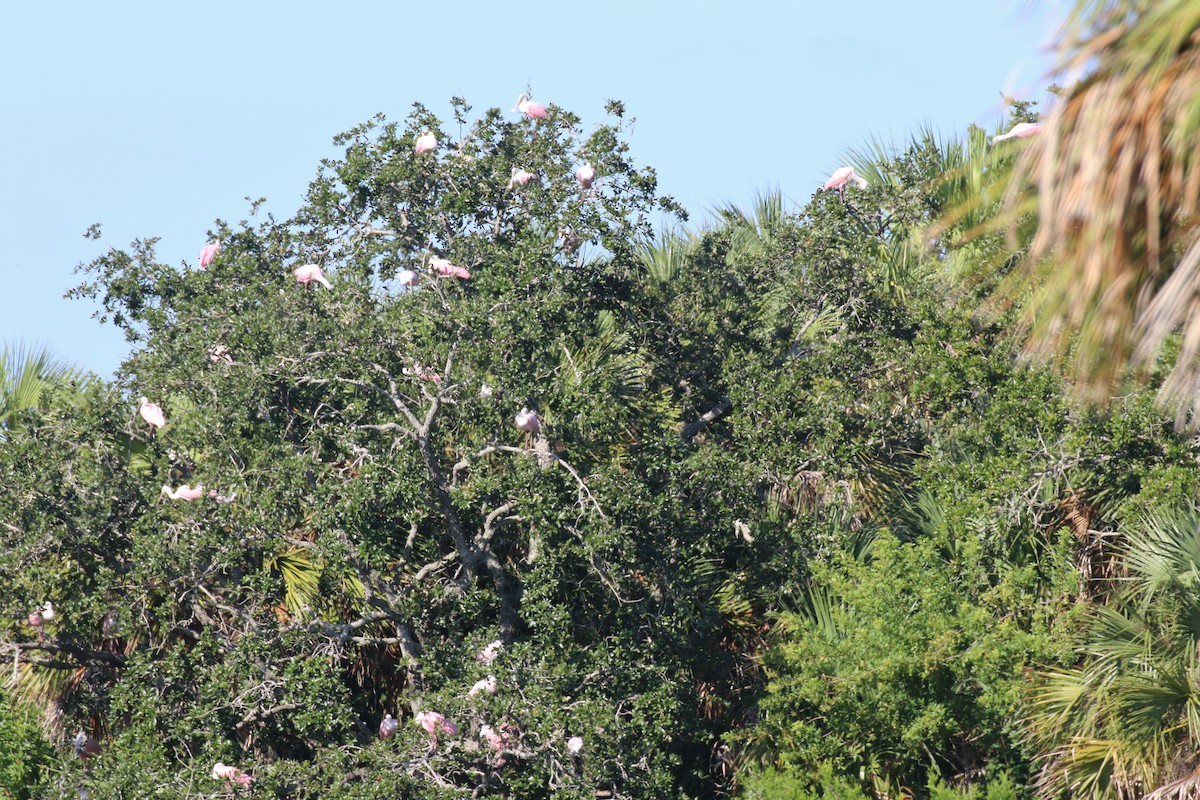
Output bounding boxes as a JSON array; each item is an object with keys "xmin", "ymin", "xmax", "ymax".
[
  {"xmin": 0, "ymin": 342, "xmax": 82, "ymax": 436},
  {"xmin": 996, "ymin": 1, "xmax": 1200, "ymax": 426},
  {"xmin": 1028, "ymin": 504, "xmax": 1200, "ymax": 800}
]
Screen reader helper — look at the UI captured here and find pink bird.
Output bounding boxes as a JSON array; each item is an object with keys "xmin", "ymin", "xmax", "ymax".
[
  {"xmin": 823, "ymin": 166, "xmax": 868, "ymax": 192},
  {"xmin": 576, "ymin": 163, "xmax": 596, "ymax": 189},
  {"xmin": 477, "ymin": 639, "xmax": 503, "ymax": 663},
  {"xmin": 207, "ymin": 344, "xmax": 233, "ymax": 365},
  {"xmin": 515, "ymin": 408, "xmax": 541, "ymax": 434},
  {"xmin": 138, "ymin": 397, "xmax": 166, "ymax": 430},
  {"xmin": 430, "ymin": 257, "xmax": 471, "ymax": 280},
  {"xmin": 513, "ymin": 94, "xmax": 548, "ymax": 120},
  {"xmin": 379, "ymin": 713, "xmax": 398, "ymax": 740},
  {"xmin": 991, "ymin": 122, "xmax": 1042, "ymax": 144},
  {"xmin": 27, "ymin": 610, "xmax": 43, "ymax": 628},
  {"xmin": 397, "ymin": 269, "xmax": 419, "ymax": 288},
  {"xmin": 211, "ymin": 763, "xmax": 253, "ymax": 787},
  {"xmin": 403, "ymin": 362, "xmax": 442, "ymax": 384},
  {"xmin": 468, "ymin": 675, "xmax": 498, "ymax": 698},
  {"xmin": 480, "ymin": 724, "xmax": 507, "ymax": 752},
  {"xmin": 199, "ymin": 243, "xmax": 221, "ymax": 269},
  {"xmin": 414, "ymin": 711, "xmax": 456, "ymax": 749},
  {"xmin": 415, "ymin": 130, "xmax": 438, "ymax": 154},
  {"xmin": 508, "ymin": 167, "xmax": 537, "ymax": 189},
  {"xmin": 161, "ymin": 484, "xmax": 205, "ymax": 502},
  {"xmin": 294, "ymin": 264, "xmax": 332, "ymax": 289}
]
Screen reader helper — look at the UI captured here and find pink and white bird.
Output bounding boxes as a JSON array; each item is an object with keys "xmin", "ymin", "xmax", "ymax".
[
  {"xmin": 414, "ymin": 711, "xmax": 457, "ymax": 749},
  {"xmin": 513, "ymin": 94, "xmax": 548, "ymax": 120},
  {"xmin": 508, "ymin": 168, "xmax": 537, "ymax": 189},
  {"xmin": 294, "ymin": 264, "xmax": 332, "ymax": 289},
  {"xmin": 991, "ymin": 122, "xmax": 1042, "ymax": 144},
  {"xmin": 823, "ymin": 166, "xmax": 868, "ymax": 192},
  {"xmin": 515, "ymin": 408, "xmax": 541, "ymax": 435},
  {"xmin": 467, "ymin": 676, "xmax": 496, "ymax": 697},
  {"xmin": 211, "ymin": 763, "xmax": 253, "ymax": 787},
  {"xmin": 415, "ymin": 130, "xmax": 438, "ymax": 154},
  {"xmin": 138, "ymin": 397, "xmax": 166, "ymax": 430},
  {"xmin": 161, "ymin": 484, "xmax": 205, "ymax": 502},
  {"xmin": 379, "ymin": 713, "xmax": 398, "ymax": 740},
  {"xmin": 207, "ymin": 344, "xmax": 233, "ymax": 365},
  {"xmin": 430, "ymin": 257, "xmax": 471, "ymax": 280},
  {"xmin": 199, "ymin": 243, "xmax": 221, "ymax": 269},
  {"xmin": 477, "ymin": 639, "xmax": 503, "ymax": 663},
  {"xmin": 480, "ymin": 724, "xmax": 507, "ymax": 752},
  {"xmin": 576, "ymin": 163, "xmax": 596, "ymax": 189},
  {"xmin": 397, "ymin": 269, "xmax": 419, "ymax": 288},
  {"xmin": 403, "ymin": 362, "xmax": 442, "ymax": 384},
  {"xmin": 28, "ymin": 602, "xmax": 53, "ymax": 628}
]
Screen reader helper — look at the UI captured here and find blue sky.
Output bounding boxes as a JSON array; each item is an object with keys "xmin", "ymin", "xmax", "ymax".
[{"xmin": 1, "ymin": 1, "xmax": 1062, "ymax": 378}]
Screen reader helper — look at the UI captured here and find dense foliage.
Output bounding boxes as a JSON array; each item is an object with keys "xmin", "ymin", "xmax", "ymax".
[{"xmin": 4, "ymin": 86, "xmax": 1200, "ymax": 800}]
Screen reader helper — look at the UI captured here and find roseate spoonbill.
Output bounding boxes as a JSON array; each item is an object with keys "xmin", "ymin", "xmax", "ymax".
[
  {"xmin": 480, "ymin": 724, "xmax": 506, "ymax": 751},
  {"xmin": 138, "ymin": 398, "xmax": 166, "ymax": 430},
  {"xmin": 414, "ymin": 711, "xmax": 456, "ymax": 748},
  {"xmin": 468, "ymin": 675, "xmax": 498, "ymax": 697},
  {"xmin": 430, "ymin": 257, "xmax": 470, "ymax": 280},
  {"xmin": 576, "ymin": 163, "xmax": 596, "ymax": 189},
  {"xmin": 823, "ymin": 166, "xmax": 867, "ymax": 192},
  {"xmin": 515, "ymin": 408, "xmax": 541, "ymax": 434},
  {"xmin": 403, "ymin": 362, "xmax": 442, "ymax": 384},
  {"xmin": 397, "ymin": 269, "xmax": 418, "ymax": 288},
  {"xmin": 211, "ymin": 763, "xmax": 253, "ymax": 787},
  {"xmin": 414, "ymin": 130, "xmax": 437, "ymax": 154},
  {"xmin": 73, "ymin": 731, "xmax": 100, "ymax": 759},
  {"xmin": 199, "ymin": 243, "xmax": 221, "ymax": 269},
  {"xmin": 294, "ymin": 264, "xmax": 332, "ymax": 289},
  {"xmin": 207, "ymin": 344, "xmax": 233, "ymax": 365},
  {"xmin": 508, "ymin": 168, "xmax": 537, "ymax": 188},
  {"xmin": 513, "ymin": 94, "xmax": 548, "ymax": 119},
  {"xmin": 991, "ymin": 122, "xmax": 1042, "ymax": 144},
  {"xmin": 27, "ymin": 610, "xmax": 43, "ymax": 628},
  {"xmin": 161, "ymin": 484, "xmax": 205, "ymax": 501},
  {"xmin": 567, "ymin": 736, "xmax": 584, "ymax": 755},
  {"xmin": 379, "ymin": 713, "xmax": 398, "ymax": 740},
  {"xmin": 477, "ymin": 639, "xmax": 502, "ymax": 663}
]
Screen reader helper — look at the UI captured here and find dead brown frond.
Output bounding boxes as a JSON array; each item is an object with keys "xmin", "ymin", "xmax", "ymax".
[{"xmin": 1005, "ymin": 1, "xmax": 1200, "ymax": 427}]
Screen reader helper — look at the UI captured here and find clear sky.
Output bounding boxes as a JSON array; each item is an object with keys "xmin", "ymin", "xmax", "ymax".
[{"xmin": 1, "ymin": 1, "xmax": 1063, "ymax": 378}]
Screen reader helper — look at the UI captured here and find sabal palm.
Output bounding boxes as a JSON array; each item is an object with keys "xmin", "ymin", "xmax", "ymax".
[
  {"xmin": 1030, "ymin": 504, "xmax": 1200, "ymax": 800},
  {"xmin": 995, "ymin": 1, "xmax": 1200, "ymax": 426},
  {"xmin": 0, "ymin": 342, "xmax": 81, "ymax": 435}
]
